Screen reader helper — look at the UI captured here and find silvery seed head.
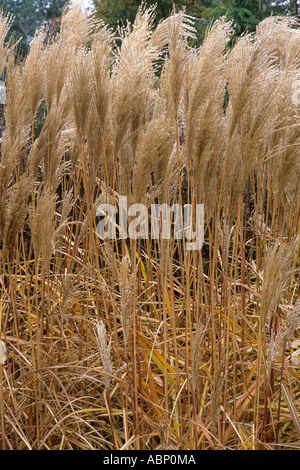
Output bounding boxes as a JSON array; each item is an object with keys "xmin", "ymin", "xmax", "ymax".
[{"xmin": 0, "ymin": 340, "xmax": 6, "ymax": 365}]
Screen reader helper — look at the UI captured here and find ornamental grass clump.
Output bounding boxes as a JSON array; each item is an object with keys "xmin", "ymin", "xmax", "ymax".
[{"xmin": 0, "ymin": 2, "xmax": 299, "ymax": 450}]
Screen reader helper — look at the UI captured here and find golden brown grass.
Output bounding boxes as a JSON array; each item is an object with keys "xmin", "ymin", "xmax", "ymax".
[{"xmin": 0, "ymin": 1, "xmax": 299, "ymax": 450}]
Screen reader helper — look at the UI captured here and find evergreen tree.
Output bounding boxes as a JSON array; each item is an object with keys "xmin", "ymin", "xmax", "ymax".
[{"xmin": 1, "ymin": 0, "xmax": 67, "ymax": 55}]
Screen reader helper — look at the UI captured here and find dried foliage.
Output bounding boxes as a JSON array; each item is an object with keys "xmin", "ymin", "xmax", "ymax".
[{"xmin": 0, "ymin": 2, "xmax": 299, "ymax": 450}]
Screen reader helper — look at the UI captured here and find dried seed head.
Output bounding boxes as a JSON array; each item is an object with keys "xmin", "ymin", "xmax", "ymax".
[
  {"xmin": 30, "ymin": 189, "xmax": 56, "ymax": 270},
  {"xmin": 267, "ymin": 328, "xmax": 284, "ymax": 369},
  {"xmin": 118, "ymin": 254, "xmax": 137, "ymax": 350},
  {"xmin": 2, "ymin": 174, "xmax": 32, "ymax": 259},
  {"xmin": 0, "ymin": 340, "xmax": 6, "ymax": 365},
  {"xmin": 190, "ymin": 320, "xmax": 207, "ymax": 393},
  {"xmin": 261, "ymin": 238, "xmax": 299, "ymax": 324}
]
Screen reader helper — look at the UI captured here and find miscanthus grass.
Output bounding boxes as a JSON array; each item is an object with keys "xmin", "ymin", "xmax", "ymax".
[{"xmin": 0, "ymin": 1, "xmax": 299, "ymax": 450}]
